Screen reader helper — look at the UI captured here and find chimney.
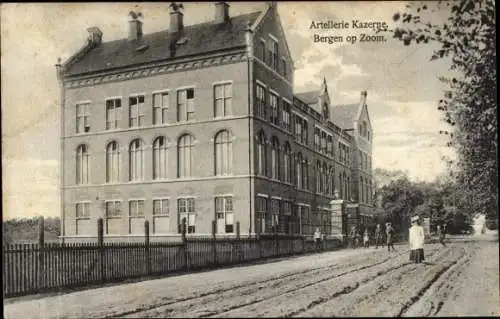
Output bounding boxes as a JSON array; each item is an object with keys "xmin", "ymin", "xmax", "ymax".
[
  {"xmin": 214, "ymin": 2, "xmax": 230, "ymax": 23},
  {"xmin": 128, "ymin": 13, "xmax": 143, "ymax": 41},
  {"xmin": 169, "ymin": 2, "xmax": 184, "ymax": 33},
  {"xmin": 86, "ymin": 27, "xmax": 103, "ymax": 46},
  {"xmin": 360, "ymin": 90, "xmax": 367, "ymax": 105}
]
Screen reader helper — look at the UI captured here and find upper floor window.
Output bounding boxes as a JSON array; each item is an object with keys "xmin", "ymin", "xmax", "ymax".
[
  {"xmin": 178, "ymin": 134, "xmax": 194, "ymax": 178},
  {"xmin": 153, "ymin": 136, "xmax": 168, "ymax": 180},
  {"xmin": 314, "ymin": 128, "xmax": 321, "ymax": 151},
  {"xmin": 214, "ymin": 83, "xmax": 232, "ymax": 118},
  {"xmin": 106, "ymin": 141, "xmax": 120, "ymax": 183},
  {"xmin": 269, "ymin": 93, "xmax": 279, "ymax": 125},
  {"xmin": 327, "ymin": 135, "xmax": 333, "ymax": 157},
  {"xmin": 258, "ymin": 39, "xmax": 266, "ymax": 61},
  {"xmin": 367, "ymin": 131, "xmax": 371, "ymax": 141},
  {"xmin": 106, "ymin": 98, "xmax": 121, "ymax": 130},
  {"xmin": 76, "ymin": 144, "xmax": 89, "ymax": 184},
  {"xmin": 296, "ymin": 152, "xmax": 303, "ymax": 188},
  {"xmin": 76, "ymin": 103, "xmax": 90, "ymax": 133},
  {"xmin": 282, "ymin": 58, "xmax": 287, "ymax": 77},
  {"xmin": 153, "ymin": 92, "xmax": 169, "ymax": 125},
  {"xmin": 129, "ymin": 139, "xmax": 144, "ymax": 181},
  {"xmin": 316, "ymin": 161, "xmax": 322, "ymax": 194},
  {"xmin": 177, "ymin": 88, "xmax": 195, "ymax": 122},
  {"xmin": 323, "ymin": 162, "xmax": 328, "ymax": 194},
  {"xmin": 215, "ymin": 130, "xmax": 232, "ymax": 176},
  {"xmin": 283, "ymin": 142, "xmax": 292, "ymax": 184},
  {"xmin": 268, "ymin": 38, "xmax": 279, "ymax": 71},
  {"xmin": 321, "ymin": 131, "xmax": 327, "ymax": 154},
  {"xmin": 271, "ymin": 137, "xmax": 280, "ymax": 180},
  {"xmin": 256, "ymin": 131, "xmax": 267, "ymax": 176},
  {"xmin": 302, "ymin": 158, "xmax": 309, "ymax": 190},
  {"xmin": 129, "ymin": 95, "xmax": 145, "ymax": 128},
  {"xmin": 282, "ymin": 101, "xmax": 291, "ymax": 131},
  {"xmin": 255, "ymin": 84, "xmax": 266, "ymax": 119}
]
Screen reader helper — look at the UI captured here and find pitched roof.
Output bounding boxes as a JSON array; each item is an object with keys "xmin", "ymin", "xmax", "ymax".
[
  {"xmin": 295, "ymin": 90, "xmax": 319, "ymax": 105},
  {"xmin": 64, "ymin": 11, "xmax": 262, "ymax": 76},
  {"xmin": 330, "ymin": 104, "xmax": 359, "ymax": 130}
]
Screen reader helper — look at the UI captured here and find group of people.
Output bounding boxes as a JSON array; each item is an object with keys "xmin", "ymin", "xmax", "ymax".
[{"xmin": 348, "ymin": 223, "xmax": 396, "ymax": 251}]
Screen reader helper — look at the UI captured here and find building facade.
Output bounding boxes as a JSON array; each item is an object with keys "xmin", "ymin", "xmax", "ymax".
[{"xmin": 58, "ymin": 2, "xmax": 374, "ymax": 242}]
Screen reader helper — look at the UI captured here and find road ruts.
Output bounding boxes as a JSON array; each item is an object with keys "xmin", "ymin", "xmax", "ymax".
[{"xmin": 116, "ymin": 248, "xmax": 403, "ymax": 318}]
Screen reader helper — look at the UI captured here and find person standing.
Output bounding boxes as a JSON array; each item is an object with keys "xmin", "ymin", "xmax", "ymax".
[
  {"xmin": 386, "ymin": 222, "xmax": 396, "ymax": 252},
  {"xmin": 350, "ymin": 226, "xmax": 357, "ymax": 249},
  {"xmin": 374, "ymin": 224, "xmax": 383, "ymax": 249},
  {"xmin": 437, "ymin": 225, "xmax": 446, "ymax": 247},
  {"xmin": 409, "ymin": 216, "xmax": 425, "ymax": 263},
  {"xmin": 363, "ymin": 229, "xmax": 370, "ymax": 248},
  {"xmin": 314, "ymin": 227, "xmax": 322, "ymax": 251}
]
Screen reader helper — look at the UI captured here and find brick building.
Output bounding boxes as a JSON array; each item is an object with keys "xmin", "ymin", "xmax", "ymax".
[{"xmin": 57, "ymin": 2, "xmax": 374, "ymax": 242}]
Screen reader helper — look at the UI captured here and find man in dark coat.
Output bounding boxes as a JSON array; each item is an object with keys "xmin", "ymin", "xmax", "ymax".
[
  {"xmin": 374, "ymin": 223, "xmax": 383, "ymax": 248},
  {"xmin": 386, "ymin": 223, "xmax": 396, "ymax": 252}
]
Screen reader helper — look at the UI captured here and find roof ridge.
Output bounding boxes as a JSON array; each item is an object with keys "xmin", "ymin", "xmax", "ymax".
[{"xmin": 99, "ymin": 11, "xmax": 261, "ymax": 46}]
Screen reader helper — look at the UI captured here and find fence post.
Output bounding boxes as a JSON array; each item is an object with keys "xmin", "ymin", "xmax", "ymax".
[
  {"xmin": 236, "ymin": 222, "xmax": 242, "ymax": 262},
  {"xmin": 212, "ymin": 220, "xmax": 217, "ymax": 266},
  {"xmin": 38, "ymin": 216, "xmax": 45, "ymax": 290},
  {"xmin": 97, "ymin": 218, "xmax": 105, "ymax": 284},
  {"xmin": 145, "ymin": 220, "xmax": 151, "ymax": 275},
  {"xmin": 182, "ymin": 217, "xmax": 188, "ymax": 270}
]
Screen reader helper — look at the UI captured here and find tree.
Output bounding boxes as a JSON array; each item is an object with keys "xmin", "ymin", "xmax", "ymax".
[{"xmin": 390, "ymin": 0, "xmax": 497, "ymax": 219}]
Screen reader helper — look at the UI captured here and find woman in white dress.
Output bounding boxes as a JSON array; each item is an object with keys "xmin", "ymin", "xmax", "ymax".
[{"xmin": 409, "ymin": 215, "xmax": 425, "ymax": 263}]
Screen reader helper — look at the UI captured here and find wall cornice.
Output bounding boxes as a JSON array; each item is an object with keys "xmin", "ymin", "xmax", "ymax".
[{"xmin": 63, "ymin": 50, "xmax": 248, "ymax": 89}]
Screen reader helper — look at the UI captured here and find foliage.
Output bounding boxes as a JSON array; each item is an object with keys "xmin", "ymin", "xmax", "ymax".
[
  {"xmin": 3, "ymin": 217, "xmax": 60, "ymax": 245},
  {"xmin": 389, "ymin": 0, "xmax": 497, "ymax": 219}
]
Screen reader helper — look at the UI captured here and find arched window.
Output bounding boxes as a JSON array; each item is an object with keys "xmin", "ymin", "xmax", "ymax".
[
  {"xmin": 178, "ymin": 134, "xmax": 194, "ymax": 178},
  {"xmin": 256, "ymin": 131, "xmax": 267, "ymax": 176},
  {"xmin": 215, "ymin": 130, "xmax": 232, "ymax": 176},
  {"xmin": 106, "ymin": 141, "xmax": 120, "ymax": 183},
  {"xmin": 76, "ymin": 144, "xmax": 89, "ymax": 184},
  {"xmin": 296, "ymin": 152, "xmax": 302, "ymax": 188},
  {"xmin": 283, "ymin": 142, "xmax": 291, "ymax": 183},
  {"xmin": 153, "ymin": 136, "xmax": 168, "ymax": 180},
  {"xmin": 129, "ymin": 139, "xmax": 144, "ymax": 181},
  {"xmin": 271, "ymin": 137, "xmax": 280, "ymax": 180}
]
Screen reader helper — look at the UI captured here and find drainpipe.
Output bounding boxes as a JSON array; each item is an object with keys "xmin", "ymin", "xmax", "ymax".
[
  {"xmin": 246, "ymin": 22, "xmax": 254, "ymax": 235},
  {"xmin": 56, "ymin": 58, "xmax": 65, "ymax": 244}
]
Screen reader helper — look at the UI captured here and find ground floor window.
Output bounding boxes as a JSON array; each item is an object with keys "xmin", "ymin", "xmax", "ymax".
[
  {"xmin": 178, "ymin": 198, "xmax": 196, "ymax": 233},
  {"xmin": 270, "ymin": 198, "xmax": 280, "ymax": 233},
  {"xmin": 105, "ymin": 200, "xmax": 122, "ymax": 234},
  {"xmin": 128, "ymin": 200, "xmax": 145, "ymax": 234},
  {"xmin": 255, "ymin": 196, "xmax": 268, "ymax": 234},
  {"xmin": 215, "ymin": 196, "xmax": 234, "ymax": 233},
  {"xmin": 153, "ymin": 199, "xmax": 170, "ymax": 234},
  {"xmin": 75, "ymin": 202, "xmax": 90, "ymax": 235}
]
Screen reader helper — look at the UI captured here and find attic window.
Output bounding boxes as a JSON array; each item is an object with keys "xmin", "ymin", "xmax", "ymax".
[{"xmin": 176, "ymin": 36, "xmax": 189, "ymax": 45}]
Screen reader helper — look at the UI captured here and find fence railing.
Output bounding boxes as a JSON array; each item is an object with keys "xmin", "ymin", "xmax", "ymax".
[{"xmin": 3, "ymin": 218, "xmax": 344, "ymax": 298}]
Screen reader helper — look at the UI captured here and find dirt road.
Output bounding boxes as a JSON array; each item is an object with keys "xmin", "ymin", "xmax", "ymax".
[{"xmin": 4, "ymin": 234, "xmax": 499, "ymax": 318}]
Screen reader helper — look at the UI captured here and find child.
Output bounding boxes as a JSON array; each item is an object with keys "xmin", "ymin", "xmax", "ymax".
[{"xmin": 363, "ymin": 229, "xmax": 370, "ymax": 248}]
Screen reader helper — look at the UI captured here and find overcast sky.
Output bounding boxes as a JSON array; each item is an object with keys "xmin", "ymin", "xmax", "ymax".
[{"xmin": 1, "ymin": 2, "xmax": 456, "ymax": 219}]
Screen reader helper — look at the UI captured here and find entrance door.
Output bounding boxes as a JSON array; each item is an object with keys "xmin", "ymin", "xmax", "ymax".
[{"xmin": 217, "ymin": 212, "xmax": 225, "ymax": 234}]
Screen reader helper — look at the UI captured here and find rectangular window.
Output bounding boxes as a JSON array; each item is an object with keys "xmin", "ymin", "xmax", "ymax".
[
  {"xmin": 215, "ymin": 196, "xmax": 234, "ymax": 233},
  {"xmin": 321, "ymin": 131, "xmax": 327, "ymax": 153},
  {"xmin": 75, "ymin": 202, "xmax": 90, "ymax": 236},
  {"xmin": 282, "ymin": 58, "xmax": 287, "ymax": 77},
  {"xmin": 255, "ymin": 84, "xmax": 266, "ymax": 118},
  {"xmin": 269, "ymin": 93, "xmax": 279, "ymax": 125},
  {"xmin": 177, "ymin": 88, "xmax": 195, "ymax": 122},
  {"xmin": 128, "ymin": 200, "xmax": 145, "ymax": 234},
  {"xmin": 153, "ymin": 199, "xmax": 170, "ymax": 234},
  {"xmin": 258, "ymin": 39, "xmax": 266, "ymax": 61},
  {"xmin": 314, "ymin": 128, "xmax": 321, "ymax": 151},
  {"xmin": 294, "ymin": 115, "xmax": 303, "ymax": 140},
  {"xmin": 282, "ymin": 101, "xmax": 291, "ymax": 131},
  {"xmin": 76, "ymin": 202, "xmax": 90, "ymax": 219},
  {"xmin": 105, "ymin": 200, "xmax": 122, "ymax": 235},
  {"xmin": 178, "ymin": 198, "xmax": 196, "ymax": 234},
  {"xmin": 255, "ymin": 196, "xmax": 268, "ymax": 234},
  {"xmin": 106, "ymin": 98, "xmax": 121, "ymax": 130},
  {"xmin": 214, "ymin": 83, "xmax": 232, "ymax": 118},
  {"xmin": 76, "ymin": 103, "xmax": 90, "ymax": 133},
  {"xmin": 153, "ymin": 92, "xmax": 169, "ymax": 125},
  {"xmin": 303, "ymin": 121, "xmax": 308, "ymax": 145},
  {"xmin": 270, "ymin": 198, "xmax": 280, "ymax": 232},
  {"xmin": 268, "ymin": 38, "xmax": 279, "ymax": 70},
  {"xmin": 129, "ymin": 95, "xmax": 145, "ymax": 128},
  {"xmin": 327, "ymin": 135, "xmax": 333, "ymax": 156},
  {"xmin": 282, "ymin": 201, "xmax": 292, "ymax": 234}
]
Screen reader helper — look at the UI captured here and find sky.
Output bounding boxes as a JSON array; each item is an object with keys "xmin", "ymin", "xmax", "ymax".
[{"xmin": 1, "ymin": 2, "xmax": 456, "ymax": 219}]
